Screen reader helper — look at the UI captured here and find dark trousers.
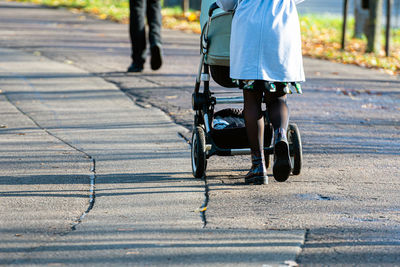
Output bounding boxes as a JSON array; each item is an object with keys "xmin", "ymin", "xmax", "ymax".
[{"xmin": 129, "ymin": 0, "xmax": 162, "ymax": 65}]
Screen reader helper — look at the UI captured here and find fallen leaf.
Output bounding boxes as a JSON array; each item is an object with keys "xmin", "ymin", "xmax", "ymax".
[
  {"xmin": 194, "ymin": 206, "xmax": 207, "ymax": 213},
  {"xmin": 99, "ymin": 14, "xmax": 107, "ymax": 20},
  {"xmin": 187, "ymin": 13, "xmax": 197, "ymax": 22},
  {"xmin": 91, "ymin": 7, "xmax": 100, "ymax": 14}
]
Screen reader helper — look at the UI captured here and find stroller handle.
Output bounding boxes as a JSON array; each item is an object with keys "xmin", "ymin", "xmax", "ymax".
[{"xmin": 209, "ymin": 2, "xmax": 220, "ymax": 17}]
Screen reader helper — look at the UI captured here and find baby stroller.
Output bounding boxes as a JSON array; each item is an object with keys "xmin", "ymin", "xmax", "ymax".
[{"xmin": 191, "ymin": 0, "xmax": 303, "ymax": 181}]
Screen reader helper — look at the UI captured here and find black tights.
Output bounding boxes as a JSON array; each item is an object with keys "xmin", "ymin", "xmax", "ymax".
[{"xmin": 243, "ymin": 89, "xmax": 289, "ymax": 158}]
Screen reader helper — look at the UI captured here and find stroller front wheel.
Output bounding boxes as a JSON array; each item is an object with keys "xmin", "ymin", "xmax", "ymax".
[{"xmin": 191, "ymin": 126, "xmax": 207, "ymax": 178}]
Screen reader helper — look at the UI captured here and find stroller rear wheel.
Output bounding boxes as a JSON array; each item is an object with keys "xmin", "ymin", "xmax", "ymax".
[
  {"xmin": 288, "ymin": 123, "xmax": 302, "ymax": 175},
  {"xmin": 264, "ymin": 120, "xmax": 273, "ymax": 169},
  {"xmin": 191, "ymin": 126, "xmax": 207, "ymax": 178}
]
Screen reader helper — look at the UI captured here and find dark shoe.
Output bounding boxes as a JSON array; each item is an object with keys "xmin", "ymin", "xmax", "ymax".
[
  {"xmin": 150, "ymin": 45, "xmax": 162, "ymax": 71},
  {"xmin": 127, "ymin": 62, "xmax": 143, "ymax": 73},
  {"xmin": 245, "ymin": 155, "xmax": 268, "ymax": 185},
  {"xmin": 273, "ymin": 128, "xmax": 292, "ymax": 182}
]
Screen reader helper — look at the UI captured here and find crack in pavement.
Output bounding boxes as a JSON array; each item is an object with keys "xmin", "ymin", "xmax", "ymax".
[
  {"xmin": 13, "ymin": 51, "xmax": 210, "ymax": 231},
  {"xmin": 71, "ymin": 158, "xmax": 96, "ymax": 231},
  {"xmin": 98, "ymin": 73, "xmax": 212, "ymax": 229},
  {"xmin": 1, "ymin": 70, "xmax": 97, "ymax": 233},
  {"xmin": 199, "ymin": 177, "xmax": 210, "ymax": 228}
]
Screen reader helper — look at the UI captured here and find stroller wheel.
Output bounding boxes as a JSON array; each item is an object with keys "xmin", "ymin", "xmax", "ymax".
[
  {"xmin": 191, "ymin": 126, "xmax": 207, "ymax": 178},
  {"xmin": 288, "ymin": 123, "xmax": 302, "ymax": 175},
  {"xmin": 264, "ymin": 153, "xmax": 270, "ymax": 169}
]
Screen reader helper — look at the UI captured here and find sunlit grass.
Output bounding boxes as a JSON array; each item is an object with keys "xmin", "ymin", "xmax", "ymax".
[{"xmin": 300, "ymin": 15, "xmax": 400, "ymax": 75}]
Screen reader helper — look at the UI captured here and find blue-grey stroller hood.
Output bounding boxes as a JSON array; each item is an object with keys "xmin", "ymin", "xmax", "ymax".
[{"xmin": 200, "ymin": 0, "xmax": 232, "ymax": 67}]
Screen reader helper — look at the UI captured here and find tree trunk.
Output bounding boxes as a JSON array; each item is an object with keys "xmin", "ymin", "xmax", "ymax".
[
  {"xmin": 366, "ymin": 0, "xmax": 384, "ymax": 53},
  {"xmin": 354, "ymin": 0, "xmax": 369, "ymax": 38},
  {"xmin": 385, "ymin": 0, "xmax": 393, "ymax": 56},
  {"xmin": 182, "ymin": 0, "xmax": 189, "ymax": 14}
]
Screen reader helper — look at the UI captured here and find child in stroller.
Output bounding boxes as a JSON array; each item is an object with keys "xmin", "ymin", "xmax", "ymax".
[{"xmin": 191, "ymin": 0, "xmax": 304, "ymax": 184}]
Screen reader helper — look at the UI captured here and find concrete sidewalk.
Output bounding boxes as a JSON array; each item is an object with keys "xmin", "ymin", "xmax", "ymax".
[
  {"xmin": 1, "ymin": 1, "xmax": 400, "ymax": 265},
  {"xmin": 0, "ymin": 48, "xmax": 305, "ymax": 265}
]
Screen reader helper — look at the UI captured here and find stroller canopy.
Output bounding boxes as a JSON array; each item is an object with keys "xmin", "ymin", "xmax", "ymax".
[
  {"xmin": 199, "ymin": 0, "xmax": 232, "ymax": 67},
  {"xmin": 200, "ymin": 0, "xmax": 225, "ymax": 30}
]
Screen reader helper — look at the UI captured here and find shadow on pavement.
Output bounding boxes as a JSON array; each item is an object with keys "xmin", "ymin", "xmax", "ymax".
[{"xmin": 0, "ymin": 227, "xmax": 305, "ymax": 265}]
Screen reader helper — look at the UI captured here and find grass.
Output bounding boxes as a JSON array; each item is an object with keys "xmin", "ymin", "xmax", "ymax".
[
  {"xmin": 300, "ymin": 15, "xmax": 400, "ymax": 75},
  {"xmin": 9, "ymin": 0, "xmax": 400, "ymax": 75}
]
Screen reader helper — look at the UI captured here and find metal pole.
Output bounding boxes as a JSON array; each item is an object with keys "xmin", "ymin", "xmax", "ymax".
[
  {"xmin": 341, "ymin": 0, "xmax": 349, "ymax": 50},
  {"xmin": 385, "ymin": 0, "xmax": 392, "ymax": 56}
]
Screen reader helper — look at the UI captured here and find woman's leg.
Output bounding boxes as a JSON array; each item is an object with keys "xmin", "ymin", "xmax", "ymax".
[
  {"xmin": 243, "ymin": 89, "xmax": 264, "ymax": 157},
  {"xmin": 243, "ymin": 89, "xmax": 267, "ymax": 184},
  {"xmin": 266, "ymin": 92, "xmax": 291, "ymax": 182},
  {"xmin": 267, "ymin": 95, "xmax": 289, "ymax": 131}
]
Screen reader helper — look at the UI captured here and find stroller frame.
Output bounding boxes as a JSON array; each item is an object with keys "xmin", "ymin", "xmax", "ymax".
[{"xmin": 191, "ymin": 3, "xmax": 302, "ymax": 179}]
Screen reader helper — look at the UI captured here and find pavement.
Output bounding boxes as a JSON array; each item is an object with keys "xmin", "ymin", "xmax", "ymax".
[
  {"xmin": 0, "ymin": 46, "xmax": 306, "ymax": 266},
  {"xmin": 0, "ymin": 1, "xmax": 400, "ymax": 266}
]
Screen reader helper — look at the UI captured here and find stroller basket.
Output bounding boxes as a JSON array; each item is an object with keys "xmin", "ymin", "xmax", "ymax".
[{"xmin": 211, "ymin": 108, "xmax": 272, "ymax": 149}]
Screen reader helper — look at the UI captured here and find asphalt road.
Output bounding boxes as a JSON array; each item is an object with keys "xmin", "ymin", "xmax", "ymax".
[{"xmin": 0, "ymin": 1, "xmax": 400, "ymax": 266}]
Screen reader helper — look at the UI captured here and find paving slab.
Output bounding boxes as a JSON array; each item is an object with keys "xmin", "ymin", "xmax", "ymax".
[{"xmin": 0, "ymin": 69, "xmax": 91, "ymax": 264}]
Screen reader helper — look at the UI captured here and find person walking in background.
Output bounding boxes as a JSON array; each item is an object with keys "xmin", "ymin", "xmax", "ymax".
[
  {"xmin": 127, "ymin": 0, "xmax": 163, "ymax": 72},
  {"xmin": 216, "ymin": 0, "xmax": 305, "ymax": 184}
]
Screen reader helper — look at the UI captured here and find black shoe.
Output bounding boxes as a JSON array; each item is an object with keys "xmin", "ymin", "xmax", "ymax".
[
  {"xmin": 245, "ymin": 155, "xmax": 268, "ymax": 185},
  {"xmin": 127, "ymin": 62, "xmax": 143, "ymax": 73},
  {"xmin": 273, "ymin": 128, "xmax": 292, "ymax": 182},
  {"xmin": 150, "ymin": 45, "xmax": 162, "ymax": 71}
]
